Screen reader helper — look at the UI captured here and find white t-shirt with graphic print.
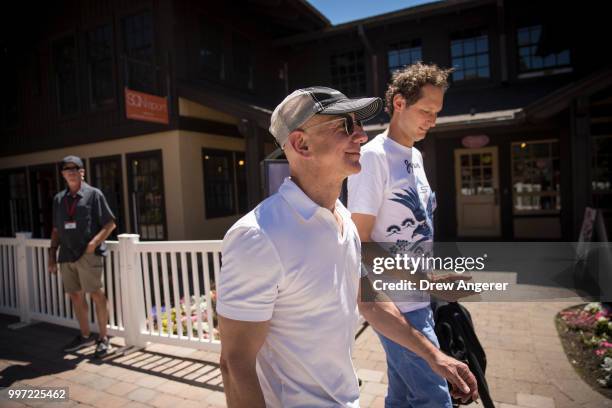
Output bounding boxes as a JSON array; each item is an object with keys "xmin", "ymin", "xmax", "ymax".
[{"xmin": 348, "ymin": 130, "xmax": 437, "ymax": 313}]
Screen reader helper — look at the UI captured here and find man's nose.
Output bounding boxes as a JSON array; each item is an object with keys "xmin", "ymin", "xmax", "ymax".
[
  {"xmin": 428, "ymin": 113, "xmax": 437, "ymax": 128},
  {"xmin": 352, "ymin": 127, "xmax": 368, "ymax": 144}
]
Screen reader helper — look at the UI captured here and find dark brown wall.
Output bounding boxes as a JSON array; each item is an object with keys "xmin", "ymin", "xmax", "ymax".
[
  {"xmin": 284, "ymin": 0, "xmax": 610, "ymax": 104},
  {"xmin": 1, "ymin": 0, "xmax": 173, "ymax": 157}
]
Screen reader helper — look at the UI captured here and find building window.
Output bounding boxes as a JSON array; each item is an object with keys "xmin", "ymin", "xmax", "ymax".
[
  {"xmin": 127, "ymin": 151, "xmax": 166, "ymax": 240},
  {"xmin": 511, "ymin": 140, "xmax": 561, "ymax": 214},
  {"xmin": 458, "ymin": 151, "xmax": 495, "ymax": 196},
  {"xmin": 1, "ymin": 46, "xmax": 19, "ymax": 127},
  {"xmin": 30, "ymin": 164, "xmax": 60, "ymax": 238},
  {"xmin": 91, "ymin": 156, "xmax": 124, "ymax": 238},
  {"xmin": 122, "ymin": 12, "xmax": 157, "ymax": 94},
  {"xmin": 87, "ymin": 24, "xmax": 114, "ymax": 109},
  {"xmin": 330, "ymin": 50, "xmax": 366, "ymax": 97},
  {"xmin": 592, "ymin": 135, "xmax": 612, "ymax": 211},
  {"xmin": 233, "ymin": 32, "xmax": 254, "ymax": 91},
  {"xmin": 388, "ymin": 39, "xmax": 422, "ymax": 77},
  {"xmin": 199, "ymin": 17, "xmax": 224, "ymax": 81},
  {"xmin": 0, "ymin": 169, "xmax": 30, "ymax": 237},
  {"xmin": 517, "ymin": 25, "xmax": 570, "ymax": 73},
  {"xmin": 450, "ymin": 30, "xmax": 490, "ymax": 81},
  {"xmin": 203, "ymin": 149, "xmax": 246, "ymax": 218},
  {"xmin": 53, "ymin": 36, "xmax": 79, "ymax": 115}
]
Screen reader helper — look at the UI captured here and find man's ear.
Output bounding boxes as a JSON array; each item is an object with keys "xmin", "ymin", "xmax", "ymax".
[
  {"xmin": 393, "ymin": 94, "xmax": 405, "ymax": 112},
  {"xmin": 287, "ymin": 130, "xmax": 311, "ymax": 158}
]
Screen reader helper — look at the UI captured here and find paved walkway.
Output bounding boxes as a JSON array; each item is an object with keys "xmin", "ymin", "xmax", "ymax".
[
  {"xmin": 1, "ymin": 299, "xmax": 611, "ymax": 407},
  {"xmin": 352, "ymin": 300, "xmax": 612, "ymax": 408}
]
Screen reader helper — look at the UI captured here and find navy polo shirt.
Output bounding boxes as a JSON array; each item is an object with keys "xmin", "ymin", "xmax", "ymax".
[{"xmin": 52, "ymin": 182, "xmax": 116, "ymax": 263}]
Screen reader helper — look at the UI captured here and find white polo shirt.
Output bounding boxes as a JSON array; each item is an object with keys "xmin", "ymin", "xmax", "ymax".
[{"xmin": 217, "ymin": 177, "xmax": 362, "ymax": 408}]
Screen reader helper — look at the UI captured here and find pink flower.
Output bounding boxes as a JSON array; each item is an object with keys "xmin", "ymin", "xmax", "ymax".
[
  {"xmin": 600, "ymin": 341, "xmax": 612, "ymax": 348},
  {"xmin": 595, "ymin": 349, "xmax": 607, "ymax": 356}
]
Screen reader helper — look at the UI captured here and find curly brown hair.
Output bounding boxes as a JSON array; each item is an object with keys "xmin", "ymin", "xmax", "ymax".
[{"xmin": 385, "ymin": 62, "xmax": 453, "ymax": 115}]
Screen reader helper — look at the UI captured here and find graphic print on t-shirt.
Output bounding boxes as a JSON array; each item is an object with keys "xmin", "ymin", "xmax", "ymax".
[
  {"xmin": 386, "ymin": 187, "xmax": 431, "ymax": 238},
  {"xmin": 384, "ymin": 186, "xmax": 435, "ymax": 256}
]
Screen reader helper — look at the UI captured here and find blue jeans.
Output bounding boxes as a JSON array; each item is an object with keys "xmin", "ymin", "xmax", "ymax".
[{"xmin": 376, "ymin": 306, "xmax": 452, "ymax": 408}]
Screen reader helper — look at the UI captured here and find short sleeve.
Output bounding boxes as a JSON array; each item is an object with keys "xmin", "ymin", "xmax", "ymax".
[
  {"xmin": 216, "ymin": 226, "xmax": 283, "ymax": 322},
  {"xmin": 347, "ymin": 149, "xmax": 386, "ymax": 216},
  {"xmin": 93, "ymin": 190, "xmax": 115, "ymax": 227}
]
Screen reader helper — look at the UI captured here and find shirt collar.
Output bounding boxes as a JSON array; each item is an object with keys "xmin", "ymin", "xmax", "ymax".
[
  {"xmin": 278, "ymin": 177, "xmax": 325, "ymax": 221},
  {"xmin": 383, "ymin": 128, "xmax": 414, "ymax": 154},
  {"xmin": 64, "ymin": 181, "xmax": 87, "ymax": 198}
]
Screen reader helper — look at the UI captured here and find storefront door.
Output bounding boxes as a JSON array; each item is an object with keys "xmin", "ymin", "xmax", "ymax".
[{"xmin": 454, "ymin": 147, "xmax": 501, "ymax": 237}]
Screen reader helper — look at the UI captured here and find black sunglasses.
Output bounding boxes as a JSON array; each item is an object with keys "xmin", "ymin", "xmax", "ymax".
[
  {"xmin": 62, "ymin": 166, "xmax": 81, "ymax": 172},
  {"xmin": 302, "ymin": 114, "xmax": 363, "ymax": 136}
]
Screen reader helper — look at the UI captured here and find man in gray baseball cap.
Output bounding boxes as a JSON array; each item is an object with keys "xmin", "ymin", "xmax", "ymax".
[{"xmin": 217, "ymin": 86, "xmax": 382, "ymax": 407}]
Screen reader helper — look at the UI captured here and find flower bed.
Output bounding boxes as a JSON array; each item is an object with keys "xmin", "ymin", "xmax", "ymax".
[
  {"xmin": 148, "ymin": 291, "xmax": 219, "ymax": 340},
  {"xmin": 557, "ymin": 302, "xmax": 612, "ymax": 395}
]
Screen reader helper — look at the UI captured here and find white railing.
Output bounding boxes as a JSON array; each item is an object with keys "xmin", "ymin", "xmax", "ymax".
[
  {"xmin": 0, "ymin": 233, "xmax": 221, "ymax": 352},
  {"xmin": 0, "ymin": 238, "xmax": 18, "ymax": 316}
]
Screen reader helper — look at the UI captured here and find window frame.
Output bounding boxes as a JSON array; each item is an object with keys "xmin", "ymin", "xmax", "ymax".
[
  {"xmin": 516, "ymin": 24, "xmax": 572, "ymax": 77},
  {"xmin": 0, "ymin": 167, "xmax": 31, "ymax": 237},
  {"xmin": 449, "ymin": 29, "xmax": 491, "ymax": 82},
  {"xmin": 120, "ymin": 9, "xmax": 158, "ymax": 95},
  {"xmin": 126, "ymin": 149, "xmax": 167, "ymax": 241},
  {"xmin": 90, "ymin": 154, "xmax": 125, "ymax": 238},
  {"xmin": 231, "ymin": 31, "xmax": 255, "ymax": 92},
  {"xmin": 52, "ymin": 33, "xmax": 81, "ymax": 118},
  {"xmin": 1, "ymin": 45, "xmax": 21, "ymax": 128},
  {"xmin": 387, "ymin": 39, "xmax": 422, "ymax": 78},
  {"xmin": 591, "ymin": 135, "xmax": 612, "ymax": 213},
  {"xmin": 330, "ymin": 49, "xmax": 367, "ymax": 97},
  {"xmin": 198, "ymin": 16, "xmax": 226, "ymax": 82},
  {"xmin": 511, "ymin": 139, "xmax": 561, "ymax": 215},
  {"xmin": 202, "ymin": 148, "xmax": 247, "ymax": 219},
  {"xmin": 85, "ymin": 22, "xmax": 116, "ymax": 110}
]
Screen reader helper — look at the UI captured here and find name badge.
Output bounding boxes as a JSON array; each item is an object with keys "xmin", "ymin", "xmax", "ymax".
[{"xmin": 64, "ymin": 221, "xmax": 77, "ymax": 230}]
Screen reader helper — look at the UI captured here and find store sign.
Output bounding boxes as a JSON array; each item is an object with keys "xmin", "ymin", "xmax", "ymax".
[
  {"xmin": 125, "ymin": 88, "xmax": 169, "ymax": 125},
  {"xmin": 461, "ymin": 134, "xmax": 490, "ymax": 148}
]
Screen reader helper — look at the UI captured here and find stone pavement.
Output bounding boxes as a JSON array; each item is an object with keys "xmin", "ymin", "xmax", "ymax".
[
  {"xmin": 2, "ymin": 300, "xmax": 611, "ymax": 408},
  {"xmin": 353, "ymin": 300, "xmax": 612, "ymax": 408}
]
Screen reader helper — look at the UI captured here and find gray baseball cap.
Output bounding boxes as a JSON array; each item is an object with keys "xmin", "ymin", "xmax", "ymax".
[
  {"xmin": 269, "ymin": 86, "xmax": 383, "ymax": 148},
  {"xmin": 61, "ymin": 155, "xmax": 84, "ymax": 169}
]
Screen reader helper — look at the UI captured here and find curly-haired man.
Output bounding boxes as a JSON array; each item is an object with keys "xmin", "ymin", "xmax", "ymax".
[{"xmin": 348, "ymin": 63, "xmax": 479, "ymax": 407}]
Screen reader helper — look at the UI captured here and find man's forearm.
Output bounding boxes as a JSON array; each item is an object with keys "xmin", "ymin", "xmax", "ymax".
[
  {"xmin": 359, "ymin": 300, "xmax": 439, "ymax": 364},
  {"xmin": 49, "ymin": 229, "xmax": 59, "ymax": 258},
  {"xmin": 90, "ymin": 221, "xmax": 116, "ymax": 247},
  {"xmin": 221, "ymin": 362, "xmax": 266, "ymax": 408},
  {"xmin": 361, "ymin": 243, "xmax": 428, "ymax": 282}
]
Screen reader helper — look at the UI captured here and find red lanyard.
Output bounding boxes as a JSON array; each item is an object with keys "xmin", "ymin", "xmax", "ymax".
[{"xmin": 64, "ymin": 195, "xmax": 80, "ymax": 220}]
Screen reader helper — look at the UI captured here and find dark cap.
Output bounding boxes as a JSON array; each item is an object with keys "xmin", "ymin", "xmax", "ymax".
[{"xmin": 61, "ymin": 155, "xmax": 84, "ymax": 169}]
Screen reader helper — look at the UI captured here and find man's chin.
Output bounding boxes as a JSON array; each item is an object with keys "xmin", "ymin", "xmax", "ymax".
[
  {"xmin": 414, "ymin": 132, "xmax": 428, "ymax": 141},
  {"xmin": 344, "ymin": 161, "xmax": 362, "ymax": 175}
]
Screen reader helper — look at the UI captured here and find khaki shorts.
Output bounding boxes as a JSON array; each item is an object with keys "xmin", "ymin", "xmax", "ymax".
[{"xmin": 59, "ymin": 253, "xmax": 104, "ymax": 293}]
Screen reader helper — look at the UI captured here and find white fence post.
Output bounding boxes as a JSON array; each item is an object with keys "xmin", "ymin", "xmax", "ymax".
[
  {"xmin": 15, "ymin": 232, "xmax": 32, "ymax": 324},
  {"xmin": 118, "ymin": 234, "xmax": 146, "ymax": 347}
]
